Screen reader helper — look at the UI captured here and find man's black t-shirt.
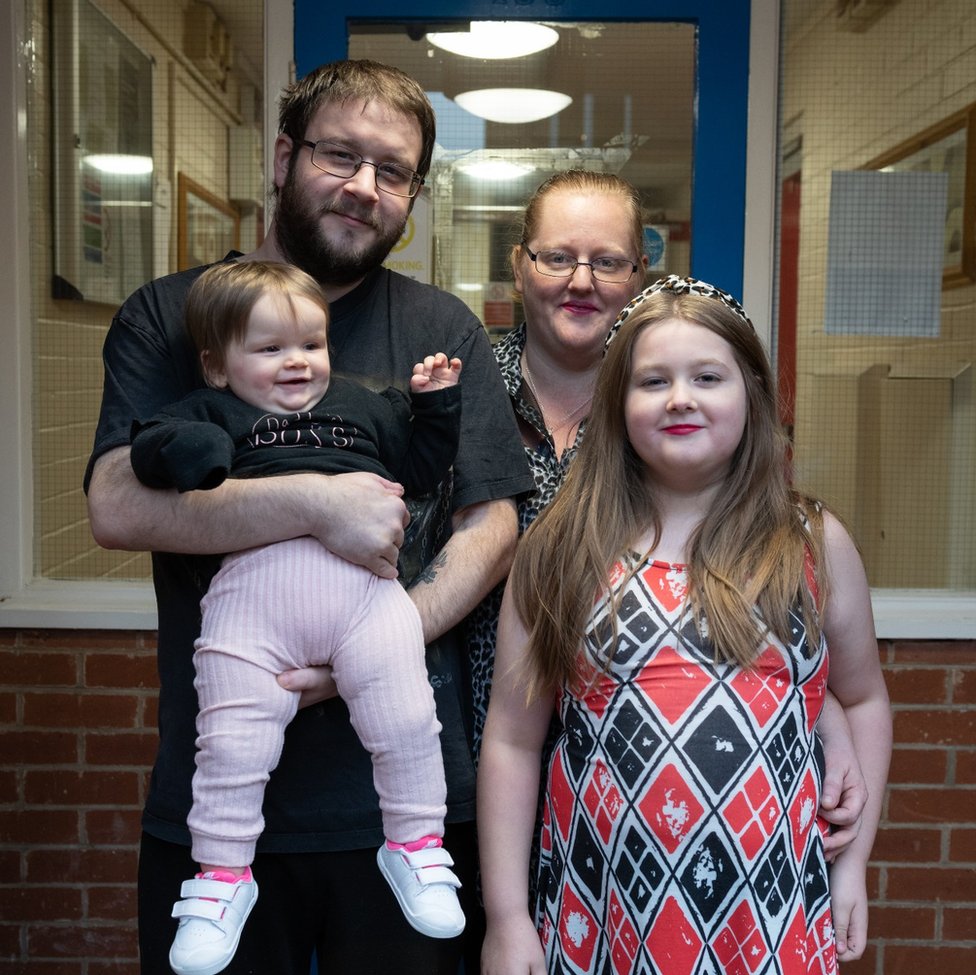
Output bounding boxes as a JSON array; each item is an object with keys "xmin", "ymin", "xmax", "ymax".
[{"xmin": 85, "ymin": 258, "xmax": 534, "ymax": 853}]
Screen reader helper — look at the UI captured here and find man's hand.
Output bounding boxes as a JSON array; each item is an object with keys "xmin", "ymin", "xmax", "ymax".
[
  {"xmin": 277, "ymin": 665, "xmax": 337, "ymax": 709},
  {"xmin": 306, "ymin": 471, "xmax": 409, "ymax": 579}
]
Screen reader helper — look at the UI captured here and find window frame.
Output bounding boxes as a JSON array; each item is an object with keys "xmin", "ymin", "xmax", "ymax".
[{"xmin": 1, "ymin": 0, "xmax": 973, "ymax": 636}]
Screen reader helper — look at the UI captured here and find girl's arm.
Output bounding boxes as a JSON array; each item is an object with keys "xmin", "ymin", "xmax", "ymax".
[
  {"xmin": 820, "ymin": 511, "xmax": 892, "ymax": 961},
  {"xmin": 478, "ymin": 584, "xmax": 554, "ymax": 975}
]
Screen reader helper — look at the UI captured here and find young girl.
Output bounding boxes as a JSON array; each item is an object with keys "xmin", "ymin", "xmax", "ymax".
[
  {"xmin": 478, "ymin": 276, "xmax": 891, "ymax": 975},
  {"xmin": 130, "ymin": 261, "xmax": 466, "ymax": 975}
]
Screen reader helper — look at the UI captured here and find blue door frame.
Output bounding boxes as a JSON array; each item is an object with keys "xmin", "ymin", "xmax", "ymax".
[{"xmin": 292, "ymin": 0, "xmax": 751, "ymax": 296}]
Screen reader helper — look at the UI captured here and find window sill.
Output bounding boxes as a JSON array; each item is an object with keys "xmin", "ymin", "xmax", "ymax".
[
  {"xmin": 1, "ymin": 580, "xmax": 975, "ymax": 639},
  {"xmin": 0, "ymin": 579, "xmax": 157, "ymax": 630}
]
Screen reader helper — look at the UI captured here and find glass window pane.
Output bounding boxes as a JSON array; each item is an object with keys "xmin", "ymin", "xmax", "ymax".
[
  {"xmin": 350, "ymin": 21, "xmax": 695, "ymax": 331},
  {"xmin": 779, "ymin": 0, "xmax": 976, "ymax": 590}
]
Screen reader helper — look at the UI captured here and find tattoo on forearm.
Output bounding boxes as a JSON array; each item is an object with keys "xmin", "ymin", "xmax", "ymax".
[{"xmin": 415, "ymin": 549, "xmax": 448, "ymax": 586}]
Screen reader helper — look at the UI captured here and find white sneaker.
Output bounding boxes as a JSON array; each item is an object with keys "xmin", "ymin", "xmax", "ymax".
[
  {"xmin": 169, "ymin": 868, "xmax": 258, "ymax": 975},
  {"xmin": 376, "ymin": 839, "xmax": 466, "ymax": 939}
]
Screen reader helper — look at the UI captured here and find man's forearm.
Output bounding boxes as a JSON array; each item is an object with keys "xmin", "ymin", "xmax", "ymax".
[
  {"xmin": 88, "ymin": 446, "xmax": 318, "ymax": 555},
  {"xmin": 408, "ymin": 497, "xmax": 517, "ymax": 644},
  {"xmin": 87, "ymin": 446, "xmax": 409, "ymax": 576}
]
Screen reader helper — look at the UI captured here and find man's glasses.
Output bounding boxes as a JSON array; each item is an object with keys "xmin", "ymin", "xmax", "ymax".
[
  {"xmin": 523, "ymin": 243, "xmax": 638, "ymax": 284},
  {"xmin": 300, "ymin": 140, "xmax": 424, "ymax": 198}
]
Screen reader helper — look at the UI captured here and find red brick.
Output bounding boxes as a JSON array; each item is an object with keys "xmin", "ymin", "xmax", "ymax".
[
  {"xmin": 0, "ymin": 629, "xmax": 22, "ymax": 646},
  {"xmin": 893, "ymin": 709, "xmax": 976, "ymax": 747},
  {"xmin": 884, "ymin": 668, "xmax": 949, "ymax": 704},
  {"xmin": 868, "ymin": 904, "xmax": 936, "ymax": 940},
  {"xmin": 888, "ymin": 641, "xmax": 976, "ymax": 665},
  {"xmin": 0, "ymin": 963, "xmax": 86, "ymax": 975},
  {"xmin": 88, "ymin": 882, "xmax": 137, "ymax": 920},
  {"xmin": 0, "ymin": 926, "xmax": 22, "ymax": 961},
  {"xmin": 882, "ymin": 945, "xmax": 976, "ymax": 975},
  {"xmin": 24, "ymin": 770, "xmax": 142, "ymax": 807},
  {"xmin": 942, "ymin": 905, "xmax": 976, "ymax": 940},
  {"xmin": 887, "ymin": 786, "xmax": 976, "ymax": 824},
  {"xmin": 956, "ymin": 749, "xmax": 976, "ymax": 784},
  {"xmin": 85, "ymin": 808, "xmax": 142, "ymax": 845},
  {"xmin": 885, "ymin": 865, "xmax": 976, "ymax": 902},
  {"xmin": 0, "ymin": 769, "xmax": 19, "ymax": 802},
  {"xmin": 0, "ymin": 731, "xmax": 78, "ymax": 765},
  {"xmin": 90, "ymin": 964, "xmax": 140, "ymax": 975},
  {"xmin": 0, "ymin": 810, "xmax": 80, "ymax": 845},
  {"xmin": 25, "ymin": 922, "xmax": 136, "ymax": 959},
  {"xmin": 0, "ymin": 885, "xmax": 83, "ymax": 921},
  {"xmin": 142, "ymin": 694, "xmax": 159, "ymax": 727},
  {"xmin": 0, "ymin": 691, "xmax": 16, "ymax": 722},
  {"xmin": 26, "ymin": 848, "xmax": 136, "ymax": 884},
  {"xmin": 952, "ymin": 668, "xmax": 976, "ymax": 704},
  {"xmin": 84, "ymin": 653, "xmax": 158, "ymax": 690},
  {"xmin": 887, "ymin": 747, "xmax": 948, "ymax": 784},
  {"xmin": 84, "ymin": 731, "xmax": 157, "ymax": 767},
  {"xmin": 0, "ymin": 851, "xmax": 20, "ymax": 882},
  {"xmin": 22, "ymin": 693, "xmax": 139, "ymax": 729},
  {"xmin": 948, "ymin": 827, "xmax": 976, "ymax": 861},
  {"xmin": 19, "ymin": 629, "xmax": 145, "ymax": 651},
  {"xmin": 0, "ymin": 650, "xmax": 78, "ymax": 686},
  {"xmin": 870, "ymin": 826, "xmax": 942, "ymax": 863}
]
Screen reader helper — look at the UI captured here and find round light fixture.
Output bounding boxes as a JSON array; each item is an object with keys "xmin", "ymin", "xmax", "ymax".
[
  {"xmin": 84, "ymin": 154, "xmax": 154, "ymax": 175},
  {"xmin": 458, "ymin": 160, "xmax": 535, "ymax": 181},
  {"xmin": 426, "ymin": 22, "xmax": 559, "ymax": 60},
  {"xmin": 454, "ymin": 88, "xmax": 572, "ymax": 124}
]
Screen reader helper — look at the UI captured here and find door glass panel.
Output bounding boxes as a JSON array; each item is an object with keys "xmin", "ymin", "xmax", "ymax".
[{"xmin": 350, "ymin": 21, "xmax": 695, "ymax": 333}]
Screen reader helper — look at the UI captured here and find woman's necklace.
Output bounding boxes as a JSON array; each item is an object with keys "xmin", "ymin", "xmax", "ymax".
[{"xmin": 521, "ymin": 353, "xmax": 593, "ymax": 433}]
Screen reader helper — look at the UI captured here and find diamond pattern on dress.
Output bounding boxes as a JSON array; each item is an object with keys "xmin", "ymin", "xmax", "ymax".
[
  {"xmin": 678, "ymin": 829, "xmax": 740, "ymax": 924},
  {"xmin": 539, "ymin": 557, "xmax": 835, "ymax": 974},
  {"xmin": 638, "ymin": 762, "xmax": 706, "ymax": 854},
  {"xmin": 604, "ymin": 698, "xmax": 663, "ymax": 789},
  {"xmin": 679, "ymin": 701, "xmax": 752, "ymax": 795}
]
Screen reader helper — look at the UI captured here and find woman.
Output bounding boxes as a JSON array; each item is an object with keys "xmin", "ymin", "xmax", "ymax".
[{"xmin": 467, "ymin": 171, "xmax": 649, "ymax": 751}]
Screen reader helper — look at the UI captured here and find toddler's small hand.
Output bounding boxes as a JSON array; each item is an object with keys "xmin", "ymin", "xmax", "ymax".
[{"xmin": 411, "ymin": 353, "xmax": 462, "ymax": 392}]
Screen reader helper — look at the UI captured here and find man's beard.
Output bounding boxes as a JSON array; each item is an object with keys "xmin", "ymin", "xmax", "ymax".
[{"xmin": 274, "ymin": 166, "xmax": 407, "ymax": 287}]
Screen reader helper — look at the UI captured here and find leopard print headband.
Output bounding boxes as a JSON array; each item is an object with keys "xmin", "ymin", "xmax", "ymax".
[{"xmin": 606, "ymin": 274, "xmax": 754, "ymax": 348}]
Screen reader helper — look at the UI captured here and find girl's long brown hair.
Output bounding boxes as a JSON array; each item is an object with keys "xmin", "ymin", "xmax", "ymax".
[{"xmin": 510, "ymin": 290, "xmax": 826, "ymax": 697}]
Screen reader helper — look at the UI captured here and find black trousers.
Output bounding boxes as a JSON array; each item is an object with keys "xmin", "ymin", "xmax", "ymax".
[{"xmin": 138, "ymin": 822, "xmax": 485, "ymax": 975}]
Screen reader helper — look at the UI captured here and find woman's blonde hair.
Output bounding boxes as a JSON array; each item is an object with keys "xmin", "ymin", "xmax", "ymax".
[
  {"xmin": 510, "ymin": 287, "xmax": 826, "ymax": 696},
  {"xmin": 512, "ymin": 170, "xmax": 646, "ymax": 276}
]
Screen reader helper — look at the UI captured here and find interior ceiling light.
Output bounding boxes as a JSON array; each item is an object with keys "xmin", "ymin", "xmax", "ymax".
[
  {"xmin": 84, "ymin": 154, "xmax": 154, "ymax": 175},
  {"xmin": 458, "ymin": 160, "xmax": 535, "ymax": 181},
  {"xmin": 426, "ymin": 21, "xmax": 559, "ymax": 60},
  {"xmin": 454, "ymin": 88, "xmax": 572, "ymax": 124}
]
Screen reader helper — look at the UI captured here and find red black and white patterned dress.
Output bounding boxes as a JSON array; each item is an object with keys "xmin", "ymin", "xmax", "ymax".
[{"xmin": 536, "ymin": 556, "xmax": 835, "ymax": 975}]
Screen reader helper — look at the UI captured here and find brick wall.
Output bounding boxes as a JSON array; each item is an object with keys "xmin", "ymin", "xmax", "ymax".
[{"xmin": 1, "ymin": 630, "xmax": 974, "ymax": 973}]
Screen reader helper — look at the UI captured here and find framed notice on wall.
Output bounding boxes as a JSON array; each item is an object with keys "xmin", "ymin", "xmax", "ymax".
[
  {"xmin": 864, "ymin": 103, "xmax": 976, "ymax": 288},
  {"xmin": 51, "ymin": 0, "xmax": 154, "ymax": 304},
  {"xmin": 177, "ymin": 175, "xmax": 240, "ymax": 271}
]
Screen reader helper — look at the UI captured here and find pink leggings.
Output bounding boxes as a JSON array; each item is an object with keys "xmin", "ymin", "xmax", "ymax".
[{"xmin": 187, "ymin": 536, "xmax": 446, "ymax": 867}]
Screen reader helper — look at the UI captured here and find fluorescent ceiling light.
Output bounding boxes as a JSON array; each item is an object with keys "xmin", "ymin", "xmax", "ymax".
[
  {"xmin": 84, "ymin": 154, "xmax": 154, "ymax": 175},
  {"xmin": 455, "ymin": 88, "xmax": 572, "ymax": 124},
  {"xmin": 426, "ymin": 22, "xmax": 558, "ymax": 60},
  {"xmin": 458, "ymin": 160, "xmax": 535, "ymax": 181}
]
